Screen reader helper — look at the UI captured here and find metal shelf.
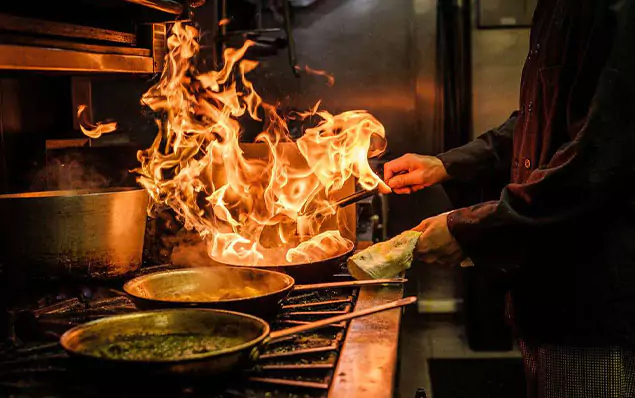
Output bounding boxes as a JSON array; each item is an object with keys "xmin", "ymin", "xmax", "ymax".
[
  {"xmin": 0, "ymin": 44, "xmax": 155, "ymax": 74},
  {"xmin": 124, "ymin": 0, "xmax": 184, "ymax": 15}
]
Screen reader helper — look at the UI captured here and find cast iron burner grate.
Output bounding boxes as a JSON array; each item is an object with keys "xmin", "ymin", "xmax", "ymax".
[{"xmin": 0, "ymin": 265, "xmax": 358, "ymax": 398}]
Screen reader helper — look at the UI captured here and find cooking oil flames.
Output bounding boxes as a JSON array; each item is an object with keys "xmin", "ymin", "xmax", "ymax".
[
  {"xmin": 110, "ymin": 23, "xmax": 389, "ymax": 266},
  {"xmin": 77, "ymin": 105, "xmax": 118, "ymax": 139}
]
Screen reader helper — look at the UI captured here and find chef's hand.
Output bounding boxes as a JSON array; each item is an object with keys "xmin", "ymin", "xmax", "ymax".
[
  {"xmin": 381, "ymin": 154, "xmax": 449, "ymax": 194},
  {"xmin": 412, "ymin": 213, "xmax": 465, "ymax": 266}
]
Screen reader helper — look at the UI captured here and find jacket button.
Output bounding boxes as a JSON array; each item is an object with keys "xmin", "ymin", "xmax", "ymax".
[
  {"xmin": 528, "ymin": 102, "xmax": 533, "ymax": 113},
  {"xmin": 524, "ymin": 159, "xmax": 532, "ymax": 169},
  {"xmin": 513, "ymin": 159, "xmax": 519, "ymax": 168}
]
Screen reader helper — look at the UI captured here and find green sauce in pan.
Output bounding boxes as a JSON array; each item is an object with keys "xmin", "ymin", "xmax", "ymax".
[{"xmin": 88, "ymin": 334, "xmax": 245, "ymax": 361}]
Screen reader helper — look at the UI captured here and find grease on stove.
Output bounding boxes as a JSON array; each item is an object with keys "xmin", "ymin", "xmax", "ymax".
[
  {"xmin": 263, "ymin": 336, "xmax": 338, "ymax": 357},
  {"xmin": 272, "ymin": 353, "xmax": 337, "ymax": 367},
  {"xmin": 284, "ymin": 289, "xmax": 356, "ymax": 305}
]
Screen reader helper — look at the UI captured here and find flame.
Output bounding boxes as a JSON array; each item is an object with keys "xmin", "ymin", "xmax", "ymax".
[
  {"xmin": 77, "ymin": 105, "xmax": 118, "ymax": 139},
  {"xmin": 296, "ymin": 65, "xmax": 336, "ymax": 86},
  {"xmin": 135, "ymin": 23, "xmax": 387, "ymax": 266}
]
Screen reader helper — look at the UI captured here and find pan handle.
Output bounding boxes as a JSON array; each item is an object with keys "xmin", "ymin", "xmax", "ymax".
[
  {"xmin": 268, "ymin": 296, "xmax": 416, "ymax": 341},
  {"xmin": 293, "ymin": 278, "xmax": 407, "ymax": 292},
  {"xmin": 334, "ymin": 187, "xmax": 380, "ymax": 209},
  {"xmin": 298, "ymin": 187, "xmax": 380, "ymax": 216}
]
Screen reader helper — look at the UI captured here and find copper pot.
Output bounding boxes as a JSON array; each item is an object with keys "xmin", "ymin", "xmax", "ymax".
[{"xmin": 0, "ymin": 188, "xmax": 148, "ymax": 281}]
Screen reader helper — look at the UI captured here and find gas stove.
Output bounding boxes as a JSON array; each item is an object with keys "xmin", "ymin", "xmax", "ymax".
[
  {"xmin": 0, "ymin": 247, "xmax": 405, "ymax": 398},
  {"xmin": 1, "ymin": 284, "xmax": 356, "ymax": 397}
]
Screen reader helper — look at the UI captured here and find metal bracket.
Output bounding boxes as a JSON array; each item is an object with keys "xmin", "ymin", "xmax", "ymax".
[
  {"xmin": 152, "ymin": 23, "xmax": 168, "ymax": 72},
  {"xmin": 282, "ymin": 0, "xmax": 300, "ymax": 76},
  {"xmin": 71, "ymin": 77, "xmax": 92, "ymax": 132}
]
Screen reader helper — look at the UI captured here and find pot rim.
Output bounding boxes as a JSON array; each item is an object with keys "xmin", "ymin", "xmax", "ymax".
[{"xmin": 0, "ymin": 187, "xmax": 146, "ymax": 200}]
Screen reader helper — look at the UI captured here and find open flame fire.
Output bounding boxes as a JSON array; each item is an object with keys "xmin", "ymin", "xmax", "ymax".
[
  {"xmin": 77, "ymin": 105, "xmax": 117, "ymax": 139},
  {"xmin": 130, "ymin": 23, "xmax": 388, "ymax": 266}
]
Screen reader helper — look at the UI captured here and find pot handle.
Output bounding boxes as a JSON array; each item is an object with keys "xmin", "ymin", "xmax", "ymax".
[
  {"xmin": 268, "ymin": 296, "xmax": 416, "ymax": 341},
  {"xmin": 293, "ymin": 278, "xmax": 407, "ymax": 292}
]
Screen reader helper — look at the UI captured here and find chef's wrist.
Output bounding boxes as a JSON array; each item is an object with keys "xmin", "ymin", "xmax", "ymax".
[
  {"xmin": 443, "ymin": 210, "xmax": 471, "ymax": 267},
  {"xmin": 446, "ymin": 208, "xmax": 497, "ymax": 269},
  {"xmin": 433, "ymin": 155, "xmax": 452, "ymax": 183},
  {"xmin": 433, "ymin": 156, "xmax": 451, "ymax": 184}
]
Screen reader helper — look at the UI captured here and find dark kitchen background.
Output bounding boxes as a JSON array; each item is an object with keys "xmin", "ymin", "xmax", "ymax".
[{"xmin": 0, "ymin": 0, "xmax": 535, "ymax": 397}]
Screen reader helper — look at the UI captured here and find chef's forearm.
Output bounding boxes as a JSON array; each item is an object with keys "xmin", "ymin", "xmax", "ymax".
[{"xmin": 445, "ymin": 201, "xmax": 529, "ymax": 269}]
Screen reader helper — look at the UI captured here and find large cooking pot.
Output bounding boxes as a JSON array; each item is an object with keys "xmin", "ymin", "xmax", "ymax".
[{"xmin": 0, "ymin": 188, "xmax": 148, "ymax": 281}]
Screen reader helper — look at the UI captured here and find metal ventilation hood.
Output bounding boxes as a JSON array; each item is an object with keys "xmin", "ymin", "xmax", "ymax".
[{"xmin": 0, "ymin": 0, "xmax": 184, "ymax": 73}]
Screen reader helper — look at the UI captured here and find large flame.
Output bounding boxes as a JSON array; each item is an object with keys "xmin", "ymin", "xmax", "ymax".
[{"xmin": 135, "ymin": 23, "xmax": 388, "ymax": 266}]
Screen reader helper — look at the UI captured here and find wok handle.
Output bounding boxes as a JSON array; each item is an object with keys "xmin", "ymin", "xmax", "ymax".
[
  {"xmin": 334, "ymin": 187, "xmax": 380, "ymax": 209},
  {"xmin": 268, "ymin": 296, "xmax": 416, "ymax": 341},
  {"xmin": 293, "ymin": 278, "xmax": 407, "ymax": 292},
  {"xmin": 298, "ymin": 187, "xmax": 380, "ymax": 216}
]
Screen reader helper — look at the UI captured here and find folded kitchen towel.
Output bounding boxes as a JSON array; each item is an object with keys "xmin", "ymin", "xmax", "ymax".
[{"xmin": 348, "ymin": 230, "xmax": 422, "ymax": 280}]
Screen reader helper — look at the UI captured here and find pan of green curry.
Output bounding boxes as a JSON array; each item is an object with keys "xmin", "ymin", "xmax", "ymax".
[{"xmin": 60, "ymin": 297, "xmax": 416, "ymax": 377}]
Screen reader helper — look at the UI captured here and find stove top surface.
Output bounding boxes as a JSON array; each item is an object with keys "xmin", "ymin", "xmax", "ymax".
[{"xmin": 0, "ymin": 264, "xmax": 359, "ymax": 398}]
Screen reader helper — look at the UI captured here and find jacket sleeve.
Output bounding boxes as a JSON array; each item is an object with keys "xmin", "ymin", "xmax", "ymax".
[
  {"xmin": 446, "ymin": 0, "xmax": 635, "ymax": 268},
  {"xmin": 436, "ymin": 112, "xmax": 517, "ymax": 182}
]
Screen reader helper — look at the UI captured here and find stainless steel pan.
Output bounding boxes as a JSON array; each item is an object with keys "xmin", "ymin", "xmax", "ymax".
[
  {"xmin": 123, "ymin": 266, "xmax": 406, "ymax": 317},
  {"xmin": 60, "ymin": 297, "xmax": 416, "ymax": 378}
]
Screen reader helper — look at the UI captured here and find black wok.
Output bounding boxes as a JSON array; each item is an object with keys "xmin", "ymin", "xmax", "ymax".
[
  {"xmin": 123, "ymin": 266, "xmax": 406, "ymax": 318},
  {"xmin": 60, "ymin": 297, "xmax": 416, "ymax": 378},
  {"xmin": 209, "ymin": 239, "xmax": 356, "ymax": 283}
]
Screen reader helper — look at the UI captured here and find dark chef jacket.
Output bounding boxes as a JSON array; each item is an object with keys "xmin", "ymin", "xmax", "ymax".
[{"xmin": 436, "ymin": 0, "xmax": 635, "ymax": 346}]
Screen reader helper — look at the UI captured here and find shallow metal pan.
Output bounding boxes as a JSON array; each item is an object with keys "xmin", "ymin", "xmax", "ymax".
[
  {"xmin": 123, "ymin": 266, "xmax": 406, "ymax": 318},
  {"xmin": 60, "ymin": 297, "xmax": 416, "ymax": 378}
]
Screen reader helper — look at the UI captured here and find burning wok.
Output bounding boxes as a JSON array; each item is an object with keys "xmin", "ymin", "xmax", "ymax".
[
  {"xmin": 123, "ymin": 266, "xmax": 406, "ymax": 318},
  {"xmin": 60, "ymin": 297, "xmax": 416, "ymax": 377},
  {"xmin": 209, "ymin": 237, "xmax": 355, "ymax": 283},
  {"xmin": 133, "ymin": 25, "xmax": 388, "ymax": 290}
]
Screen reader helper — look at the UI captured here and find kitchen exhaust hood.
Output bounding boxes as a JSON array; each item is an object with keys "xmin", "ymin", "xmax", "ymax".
[{"xmin": 0, "ymin": 0, "xmax": 185, "ymax": 74}]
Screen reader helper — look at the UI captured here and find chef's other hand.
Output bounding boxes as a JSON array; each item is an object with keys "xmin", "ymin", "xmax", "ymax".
[
  {"xmin": 413, "ymin": 213, "xmax": 465, "ymax": 266},
  {"xmin": 382, "ymin": 154, "xmax": 449, "ymax": 194}
]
